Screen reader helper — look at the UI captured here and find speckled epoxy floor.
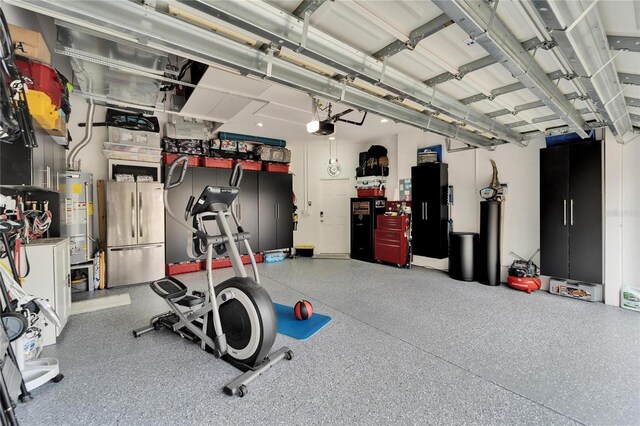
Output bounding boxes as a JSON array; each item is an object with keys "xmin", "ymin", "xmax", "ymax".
[{"xmin": 15, "ymin": 259, "xmax": 640, "ymax": 425}]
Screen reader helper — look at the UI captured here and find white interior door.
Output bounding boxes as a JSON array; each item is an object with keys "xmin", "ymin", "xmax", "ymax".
[{"xmin": 319, "ymin": 179, "xmax": 350, "ymax": 254}]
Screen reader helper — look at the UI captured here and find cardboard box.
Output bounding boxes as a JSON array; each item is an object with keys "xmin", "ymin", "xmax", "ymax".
[
  {"xmin": 8, "ymin": 24, "xmax": 51, "ymax": 64},
  {"xmin": 46, "ymin": 115, "xmax": 67, "ymax": 138}
]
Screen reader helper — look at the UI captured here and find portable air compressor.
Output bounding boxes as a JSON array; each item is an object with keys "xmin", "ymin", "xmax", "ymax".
[{"xmin": 507, "ymin": 250, "xmax": 541, "ymax": 294}]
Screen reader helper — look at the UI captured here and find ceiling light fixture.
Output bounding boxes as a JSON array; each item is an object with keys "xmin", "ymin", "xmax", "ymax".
[
  {"xmin": 328, "ymin": 136, "xmax": 335, "ymax": 140},
  {"xmin": 255, "ymin": 122, "xmax": 264, "ymax": 127},
  {"xmin": 380, "ymin": 118, "xmax": 389, "ymax": 123}
]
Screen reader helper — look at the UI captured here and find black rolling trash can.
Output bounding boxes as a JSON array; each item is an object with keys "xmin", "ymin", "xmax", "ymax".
[{"xmin": 449, "ymin": 232, "xmax": 478, "ymax": 282}]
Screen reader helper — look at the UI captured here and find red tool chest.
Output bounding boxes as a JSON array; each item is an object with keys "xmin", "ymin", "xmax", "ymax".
[{"xmin": 374, "ymin": 215, "xmax": 410, "ymax": 267}]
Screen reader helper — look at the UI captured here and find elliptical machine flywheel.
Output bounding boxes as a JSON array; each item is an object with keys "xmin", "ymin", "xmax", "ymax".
[{"xmin": 133, "ymin": 156, "xmax": 292, "ymax": 397}]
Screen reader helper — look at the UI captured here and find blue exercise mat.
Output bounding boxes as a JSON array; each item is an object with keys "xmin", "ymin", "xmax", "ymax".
[{"xmin": 273, "ymin": 303, "xmax": 332, "ymax": 340}]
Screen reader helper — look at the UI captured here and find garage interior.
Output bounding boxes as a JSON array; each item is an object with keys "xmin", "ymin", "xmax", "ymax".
[{"xmin": 0, "ymin": 0, "xmax": 638, "ymax": 424}]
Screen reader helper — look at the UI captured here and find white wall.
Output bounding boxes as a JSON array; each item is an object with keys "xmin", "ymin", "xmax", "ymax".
[
  {"xmin": 288, "ymin": 138, "xmax": 370, "ymax": 250},
  {"xmin": 604, "ymin": 130, "xmax": 640, "ymax": 304}
]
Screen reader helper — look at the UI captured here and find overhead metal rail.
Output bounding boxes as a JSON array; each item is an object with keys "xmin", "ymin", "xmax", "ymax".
[
  {"xmin": 530, "ymin": 0, "xmax": 633, "ymax": 142},
  {"xmin": 177, "ymin": 0, "xmax": 528, "ymax": 145},
  {"xmin": 626, "ymin": 97, "xmax": 640, "ymax": 108},
  {"xmin": 429, "ymin": 37, "xmax": 640, "ymax": 88},
  {"xmin": 4, "ymin": 0, "xmax": 501, "ymax": 149},
  {"xmin": 292, "ymin": 0, "xmax": 329, "ymax": 18},
  {"xmin": 373, "ymin": 13, "xmax": 454, "ymax": 59},
  {"xmin": 459, "ymin": 70, "xmax": 638, "ymax": 105},
  {"xmin": 607, "ymin": 35, "xmax": 640, "ymax": 53},
  {"xmin": 425, "ymin": 37, "xmax": 549, "ymax": 86},
  {"xmin": 434, "ymin": 0, "xmax": 589, "ymax": 138},
  {"xmin": 486, "ymin": 92, "xmax": 583, "ymax": 118}
]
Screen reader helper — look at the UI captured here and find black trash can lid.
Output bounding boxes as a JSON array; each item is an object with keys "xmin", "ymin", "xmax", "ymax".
[{"xmin": 450, "ymin": 232, "xmax": 479, "ymax": 237}]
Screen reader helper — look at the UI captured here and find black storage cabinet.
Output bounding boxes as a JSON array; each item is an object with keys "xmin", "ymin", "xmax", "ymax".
[
  {"xmin": 411, "ymin": 164, "xmax": 449, "ymax": 259},
  {"xmin": 165, "ymin": 168, "xmax": 293, "ymax": 264},
  {"xmin": 258, "ymin": 172, "xmax": 293, "ymax": 252},
  {"xmin": 350, "ymin": 197, "xmax": 386, "ymax": 262},
  {"xmin": 540, "ymin": 140, "xmax": 602, "ymax": 283}
]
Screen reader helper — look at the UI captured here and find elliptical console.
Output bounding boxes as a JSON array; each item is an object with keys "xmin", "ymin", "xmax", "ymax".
[{"xmin": 134, "ymin": 156, "xmax": 292, "ymax": 397}]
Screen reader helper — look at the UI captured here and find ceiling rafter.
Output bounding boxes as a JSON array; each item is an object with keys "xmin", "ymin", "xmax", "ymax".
[
  {"xmin": 425, "ymin": 37, "xmax": 547, "ymax": 86},
  {"xmin": 373, "ymin": 13, "xmax": 454, "ymax": 59},
  {"xmin": 292, "ymin": 0, "xmax": 329, "ymax": 18},
  {"xmin": 607, "ymin": 35, "xmax": 640, "ymax": 53},
  {"xmin": 434, "ymin": 0, "xmax": 589, "ymax": 137}
]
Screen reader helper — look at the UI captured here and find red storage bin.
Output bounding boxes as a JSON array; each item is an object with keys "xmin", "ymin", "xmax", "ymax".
[
  {"xmin": 166, "ymin": 261, "xmax": 202, "ymax": 276},
  {"xmin": 201, "ymin": 254, "xmax": 264, "ymax": 269},
  {"xmin": 235, "ymin": 160, "xmax": 262, "ymax": 171},
  {"xmin": 201, "ymin": 258, "xmax": 233, "ymax": 270},
  {"xmin": 200, "ymin": 157, "xmax": 233, "ymax": 169},
  {"xmin": 15, "ymin": 57, "xmax": 64, "ymax": 108},
  {"xmin": 264, "ymin": 162, "xmax": 289, "ymax": 173},
  {"xmin": 162, "ymin": 153, "xmax": 199, "ymax": 167},
  {"xmin": 357, "ymin": 188, "xmax": 385, "ymax": 198}
]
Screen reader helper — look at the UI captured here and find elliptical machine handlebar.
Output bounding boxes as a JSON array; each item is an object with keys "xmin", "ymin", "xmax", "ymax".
[
  {"xmin": 229, "ymin": 162, "xmax": 243, "ymax": 188},
  {"xmin": 165, "ymin": 155, "xmax": 189, "ymax": 190}
]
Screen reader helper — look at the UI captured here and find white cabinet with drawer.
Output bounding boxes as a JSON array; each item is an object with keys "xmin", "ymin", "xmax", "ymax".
[{"xmin": 21, "ymin": 238, "xmax": 71, "ymax": 346}]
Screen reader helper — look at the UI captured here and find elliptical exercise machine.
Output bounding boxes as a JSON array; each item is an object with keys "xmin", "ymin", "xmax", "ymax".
[{"xmin": 134, "ymin": 156, "xmax": 292, "ymax": 397}]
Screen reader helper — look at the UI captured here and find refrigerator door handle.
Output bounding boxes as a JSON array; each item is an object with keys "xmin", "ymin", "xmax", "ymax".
[
  {"xmin": 570, "ymin": 199, "xmax": 574, "ymax": 226},
  {"xmin": 85, "ymin": 182, "xmax": 91, "ymax": 260},
  {"xmin": 110, "ymin": 244, "xmax": 163, "ymax": 252},
  {"xmin": 563, "ymin": 199, "xmax": 567, "ymax": 225},
  {"xmin": 139, "ymin": 192, "xmax": 143, "ymax": 238},
  {"xmin": 131, "ymin": 192, "xmax": 135, "ymax": 238}
]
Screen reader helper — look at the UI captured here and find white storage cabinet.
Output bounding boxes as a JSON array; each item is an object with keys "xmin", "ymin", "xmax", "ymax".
[{"xmin": 21, "ymin": 237, "xmax": 71, "ymax": 346}]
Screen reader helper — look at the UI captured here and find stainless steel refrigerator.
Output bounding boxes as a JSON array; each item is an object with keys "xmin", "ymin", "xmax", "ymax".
[
  {"xmin": 63, "ymin": 171, "xmax": 95, "ymax": 265},
  {"xmin": 106, "ymin": 182, "xmax": 165, "ymax": 287}
]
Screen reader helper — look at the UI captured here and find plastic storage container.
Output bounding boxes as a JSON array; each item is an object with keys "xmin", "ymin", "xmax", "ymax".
[
  {"xmin": 109, "ymin": 127, "xmax": 161, "ymax": 147},
  {"xmin": 166, "ymin": 261, "xmax": 201, "ymax": 276},
  {"xmin": 15, "ymin": 57, "xmax": 63, "ymax": 108},
  {"xmin": 264, "ymin": 163, "xmax": 289, "ymax": 173},
  {"xmin": 549, "ymin": 278, "xmax": 603, "ymax": 302},
  {"xmin": 621, "ymin": 287, "xmax": 640, "ymax": 312},
  {"xmin": 25, "ymin": 90, "xmax": 58, "ymax": 129},
  {"xmin": 166, "ymin": 114, "xmax": 216, "ymax": 140},
  {"xmin": 162, "ymin": 153, "xmax": 199, "ymax": 167},
  {"xmin": 199, "ymin": 157, "xmax": 233, "ymax": 169},
  {"xmin": 235, "ymin": 160, "xmax": 262, "ymax": 171},
  {"xmin": 103, "ymin": 150, "xmax": 161, "ymax": 163},
  {"xmin": 357, "ymin": 188, "xmax": 385, "ymax": 197},
  {"xmin": 103, "ymin": 142, "xmax": 163, "ymax": 155}
]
